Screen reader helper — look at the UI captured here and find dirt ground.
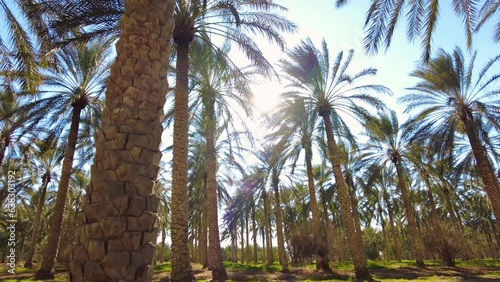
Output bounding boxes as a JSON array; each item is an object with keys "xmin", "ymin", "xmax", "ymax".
[
  {"xmin": 152, "ymin": 265, "xmax": 500, "ymax": 281},
  {"xmin": 1, "ymin": 265, "xmax": 499, "ymax": 281}
]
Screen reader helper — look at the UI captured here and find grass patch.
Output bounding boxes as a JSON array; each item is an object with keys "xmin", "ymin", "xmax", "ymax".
[
  {"xmin": 153, "ymin": 262, "xmax": 172, "ymax": 272},
  {"xmin": 223, "ymin": 261, "xmax": 281, "ymax": 272},
  {"xmin": 457, "ymin": 258, "xmax": 500, "ymax": 268}
]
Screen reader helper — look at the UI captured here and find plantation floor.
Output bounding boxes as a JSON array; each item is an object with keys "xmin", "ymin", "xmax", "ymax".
[{"xmin": 1, "ymin": 260, "xmax": 500, "ymax": 281}]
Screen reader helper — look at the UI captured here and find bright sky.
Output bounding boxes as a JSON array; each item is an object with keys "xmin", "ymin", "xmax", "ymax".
[{"xmin": 250, "ymin": 0, "xmax": 499, "ymax": 124}]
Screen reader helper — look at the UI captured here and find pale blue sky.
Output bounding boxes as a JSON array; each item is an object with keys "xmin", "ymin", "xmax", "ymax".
[{"xmin": 251, "ymin": 0, "xmax": 499, "ymax": 123}]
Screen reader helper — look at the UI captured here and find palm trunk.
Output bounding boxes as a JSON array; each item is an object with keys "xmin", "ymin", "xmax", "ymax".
[
  {"xmin": 245, "ymin": 215, "xmax": 250, "ymax": 264},
  {"xmin": 231, "ymin": 227, "xmax": 237, "ymax": 262},
  {"xmin": 305, "ymin": 148, "xmax": 331, "ymax": 271},
  {"xmin": 272, "ymin": 173, "xmax": 288, "ymax": 271},
  {"xmin": 261, "ymin": 228, "xmax": 266, "ymax": 264},
  {"xmin": 171, "ymin": 39, "xmax": 194, "ymax": 281},
  {"xmin": 262, "ymin": 190, "xmax": 273, "ymax": 265},
  {"xmin": 25, "ymin": 172, "xmax": 50, "ymax": 268},
  {"xmin": 378, "ymin": 205, "xmax": 390, "ymax": 261},
  {"xmin": 240, "ymin": 222, "xmax": 245, "ymax": 264},
  {"xmin": 384, "ymin": 188, "xmax": 401, "ymax": 262},
  {"xmin": 252, "ymin": 205, "xmax": 258, "ymax": 264},
  {"xmin": 395, "ymin": 162, "xmax": 425, "ymax": 268},
  {"xmin": 36, "ymin": 106, "xmax": 82, "ymax": 279},
  {"xmin": 464, "ymin": 119, "xmax": 500, "ymax": 231},
  {"xmin": 199, "ymin": 173, "xmax": 208, "ymax": 267},
  {"xmin": 320, "ymin": 112, "xmax": 371, "ymax": 280},
  {"xmin": 206, "ymin": 106, "xmax": 227, "ymax": 281},
  {"xmin": 68, "ymin": 1, "xmax": 176, "ymax": 280},
  {"xmin": 0, "ymin": 134, "xmax": 8, "ymax": 167}
]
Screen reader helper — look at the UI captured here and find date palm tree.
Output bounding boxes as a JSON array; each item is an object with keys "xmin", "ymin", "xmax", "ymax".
[
  {"xmin": 24, "ymin": 140, "xmax": 64, "ymax": 268},
  {"xmin": 188, "ymin": 38, "xmax": 253, "ymax": 280},
  {"xmin": 334, "ymin": 0, "xmax": 499, "ymax": 62},
  {"xmin": 267, "ymin": 97, "xmax": 331, "ymax": 271},
  {"xmin": 361, "ymin": 110, "xmax": 426, "ymax": 267},
  {"xmin": 28, "ymin": 41, "xmax": 110, "ymax": 279},
  {"xmin": 400, "ymin": 47, "xmax": 500, "ymax": 232},
  {"xmin": 34, "ymin": 2, "xmax": 296, "ymax": 279},
  {"xmin": 279, "ymin": 37, "xmax": 391, "ymax": 280}
]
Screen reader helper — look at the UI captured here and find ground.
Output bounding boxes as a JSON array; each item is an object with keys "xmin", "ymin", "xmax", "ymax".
[{"xmin": 1, "ymin": 260, "xmax": 500, "ymax": 281}]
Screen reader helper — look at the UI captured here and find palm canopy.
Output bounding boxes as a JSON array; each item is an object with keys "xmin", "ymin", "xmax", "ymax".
[
  {"xmin": 279, "ymin": 37, "xmax": 391, "ymax": 134},
  {"xmin": 36, "ymin": 0, "xmax": 297, "ymax": 76},
  {"xmin": 400, "ymin": 46, "xmax": 500, "ymax": 157},
  {"xmin": 334, "ymin": 0, "xmax": 499, "ymax": 62}
]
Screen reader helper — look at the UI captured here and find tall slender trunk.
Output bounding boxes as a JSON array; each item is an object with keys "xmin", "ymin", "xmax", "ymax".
[
  {"xmin": 464, "ymin": 119, "xmax": 500, "ymax": 231},
  {"xmin": 68, "ymin": 0, "xmax": 176, "ymax": 280},
  {"xmin": 171, "ymin": 39, "xmax": 194, "ymax": 281},
  {"xmin": 395, "ymin": 162, "xmax": 425, "ymax": 268},
  {"xmin": 36, "ymin": 106, "xmax": 82, "ymax": 279},
  {"xmin": 320, "ymin": 112, "xmax": 371, "ymax": 280},
  {"xmin": 205, "ymin": 95, "xmax": 227, "ymax": 281},
  {"xmin": 0, "ymin": 133, "xmax": 8, "ymax": 168},
  {"xmin": 261, "ymin": 228, "xmax": 266, "ymax": 264},
  {"xmin": 378, "ymin": 205, "xmax": 390, "ymax": 261},
  {"xmin": 25, "ymin": 172, "xmax": 50, "ymax": 268},
  {"xmin": 252, "ymin": 205, "xmax": 258, "ymax": 264},
  {"xmin": 272, "ymin": 173, "xmax": 288, "ymax": 271},
  {"xmin": 262, "ymin": 190, "xmax": 273, "ymax": 265},
  {"xmin": 240, "ymin": 222, "xmax": 245, "ymax": 264},
  {"xmin": 199, "ymin": 173, "xmax": 208, "ymax": 267},
  {"xmin": 305, "ymin": 148, "xmax": 331, "ymax": 271},
  {"xmin": 245, "ymin": 215, "xmax": 250, "ymax": 264},
  {"xmin": 231, "ymin": 227, "xmax": 237, "ymax": 262},
  {"xmin": 384, "ymin": 189, "xmax": 401, "ymax": 262}
]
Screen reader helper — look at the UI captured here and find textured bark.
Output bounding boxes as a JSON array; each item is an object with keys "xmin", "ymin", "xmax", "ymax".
[
  {"xmin": 171, "ymin": 42, "xmax": 194, "ymax": 281},
  {"xmin": 36, "ymin": 106, "xmax": 82, "ymax": 280},
  {"xmin": 68, "ymin": 0, "xmax": 175, "ymax": 280},
  {"xmin": 245, "ymin": 216, "xmax": 250, "ymax": 264},
  {"xmin": 205, "ymin": 104, "xmax": 227, "ymax": 280},
  {"xmin": 199, "ymin": 173, "xmax": 208, "ymax": 267},
  {"xmin": 25, "ymin": 172, "xmax": 50, "ymax": 268},
  {"xmin": 305, "ymin": 148, "xmax": 331, "ymax": 271},
  {"xmin": 464, "ymin": 118, "xmax": 500, "ymax": 232},
  {"xmin": 272, "ymin": 174, "xmax": 289, "ymax": 271},
  {"xmin": 320, "ymin": 113, "xmax": 371, "ymax": 281},
  {"xmin": 262, "ymin": 190, "xmax": 273, "ymax": 265},
  {"xmin": 395, "ymin": 162, "xmax": 425, "ymax": 268}
]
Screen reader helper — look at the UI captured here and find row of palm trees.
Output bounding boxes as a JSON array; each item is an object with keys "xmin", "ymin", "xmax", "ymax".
[{"xmin": 1, "ymin": 0, "xmax": 499, "ymax": 281}]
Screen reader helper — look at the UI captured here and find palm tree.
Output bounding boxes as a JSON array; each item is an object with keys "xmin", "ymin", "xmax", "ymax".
[
  {"xmin": 334, "ymin": 0, "xmax": 499, "ymax": 62},
  {"xmin": 24, "ymin": 140, "xmax": 64, "ymax": 268},
  {"xmin": 267, "ymin": 97, "xmax": 331, "ymax": 271},
  {"xmin": 252, "ymin": 146, "xmax": 289, "ymax": 271},
  {"xmin": 279, "ymin": 38, "xmax": 390, "ymax": 280},
  {"xmin": 68, "ymin": 0, "xmax": 176, "ymax": 280},
  {"xmin": 26, "ymin": 41, "xmax": 109, "ymax": 279},
  {"xmin": 188, "ymin": 38, "xmax": 254, "ymax": 280},
  {"xmin": 400, "ymin": 47, "xmax": 500, "ymax": 231},
  {"xmin": 361, "ymin": 110, "xmax": 426, "ymax": 267},
  {"xmin": 34, "ymin": 2, "xmax": 296, "ymax": 279}
]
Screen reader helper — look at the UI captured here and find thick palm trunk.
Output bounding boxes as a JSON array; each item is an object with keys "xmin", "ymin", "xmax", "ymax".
[
  {"xmin": 320, "ymin": 113, "xmax": 371, "ymax": 280},
  {"xmin": 206, "ymin": 107, "xmax": 227, "ymax": 281},
  {"xmin": 36, "ymin": 106, "xmax": 82, "ymax": 279},
  {"xmin": 465, "ymin": 120, "xmax": 500, "ymax": 231},
  {"xmin": 231, "ymin": 227, "xmax": 237, "ymax": 262},
  {"xmin": 25, "ymin": 172, "xmax": 50, "ymax": 268},
  {"xmin": 171, "ymin": 40, "xmax": 194, "ymax": 281},
  {"xmin": 262, "ymin": 190, "xmax": 273, "ymax": 265},
  {"xmin": 272, "ymin": 174, "xmax": 289, "ymax": 271},
  {"xmin": 305, "ymin": 148, "xmax": 331, "ymax": 271},
  {"xmin": 199, "ymin": 173, "xmax": 208, "ymax": 267},
  {"xmin": 68, "ymin": 1, "xmax": 175, "ymax": 280},
  {"xmin": 395, "ymin": 163, "xmax": 425, "ymax": 268},
  {"xmin": 240, "ymin": 222, "xmax": 245, "ymax": 264}
]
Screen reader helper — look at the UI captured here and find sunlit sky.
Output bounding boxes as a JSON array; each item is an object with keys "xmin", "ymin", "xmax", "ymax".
[{"xmin": 250, "ymin": 0, "xmax": 499, "ymax": 123}]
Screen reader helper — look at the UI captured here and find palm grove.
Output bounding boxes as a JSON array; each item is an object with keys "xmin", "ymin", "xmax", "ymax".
[{"xmin": 0, "ymin": 0, "xmax": 499, "ymax": 281}]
